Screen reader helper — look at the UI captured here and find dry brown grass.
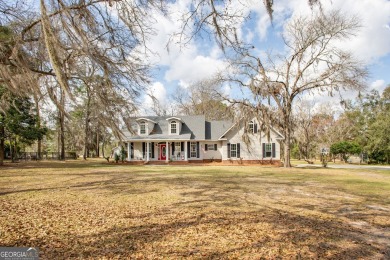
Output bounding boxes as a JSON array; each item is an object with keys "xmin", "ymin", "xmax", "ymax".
[{"xmin": 1, "ymin": 160, "xmax": 390, "ymax": 259}]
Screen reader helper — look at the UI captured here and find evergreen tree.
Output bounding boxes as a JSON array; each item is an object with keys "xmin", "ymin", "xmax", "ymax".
[{"xmin": 0, "ymin": 86, "xmax": 47, "ymax": 163}]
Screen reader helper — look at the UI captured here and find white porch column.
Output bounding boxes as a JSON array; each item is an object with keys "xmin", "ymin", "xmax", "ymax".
[
  {"xmin": 184, "ymin": 141, "xmax": 188, "ymax": 161},
  {"xmin": 127, "ymin": 142, "xmax": 131, "ymax": 161},
  {"xmin": 166, "ymin": 141, "xmax": 169, "ymax": 162},
  {"xmin": 146, "ymin": 141, "xmax": 150, "ymax": 161}
]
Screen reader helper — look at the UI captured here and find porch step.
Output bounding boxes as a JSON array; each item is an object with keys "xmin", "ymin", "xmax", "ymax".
[
  {"xmin": 145, "ymin": 161, "xmax": 190, "ymax": 165},
  {"xmin": 145, "ymin": 161, "xmax": 167, "ymax": 165}
]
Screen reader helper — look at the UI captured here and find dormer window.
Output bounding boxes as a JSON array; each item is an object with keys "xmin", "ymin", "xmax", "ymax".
[
  {"xmin": 166, "ymin": 117, "xmax": 182, "ymax": 135},
  {"xmin": 249, "ymin": 121, "xmax": 254, "ymax": 133},
  {"xmin": 248, "ymin": 120, "xmax": 258, "ymax": 134},
  {"xmin": 136, "ymin": 118, "xmax": 156, "ymax": 135},
  {"xmin": 140, "ymin": 121, "xmax": 146, "ymax": 135},
  {"xmin": 170, "ymin": 121, "xmax": 177, "ymax": 134}
]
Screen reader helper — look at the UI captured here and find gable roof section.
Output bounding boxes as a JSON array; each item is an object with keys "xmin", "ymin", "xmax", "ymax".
[
  {"xmin": 205, "ymin": 120, "xmax": 233, "ymax": 140},
  {"xmin": 122, "ymin": 115, "xmax": 206, "ymax": 140},
  {"xmin": 218, "ymin": 119, "xmax": 285, "ymax": 140},
  {"xmin": 166, "ymin": 116, "xmax": 183, "ymax": 122},
  {"xmin": 135, "ymin": 117, "xmax": 156, "ymax": 124},
  {"xmin": 180, "ymin": 115, "xmax": 206, "ymax": 139}
]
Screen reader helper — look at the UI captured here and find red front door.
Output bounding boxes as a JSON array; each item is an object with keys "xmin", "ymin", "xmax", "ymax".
[{"xmin": 160, "ymin": 144, "xmax": 166, "ymax": 160}]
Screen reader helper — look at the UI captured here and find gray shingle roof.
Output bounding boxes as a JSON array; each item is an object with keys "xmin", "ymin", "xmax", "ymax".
[
  {"xmin": 120, "ymin": 115, "xmax": 283, "ymax": 141},
  {"xmin": 205, "ymin": 120, "xmax": 233, "ymax": 140},
  {"xmin": 122, "ymin": 115, "xmax": 232, "ymax": 141}
]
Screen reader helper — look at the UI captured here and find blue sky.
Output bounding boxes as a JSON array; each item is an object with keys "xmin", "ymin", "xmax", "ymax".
[{"xmin": 138, "ymin": 0, "xmax": 390, "ymax": 113}]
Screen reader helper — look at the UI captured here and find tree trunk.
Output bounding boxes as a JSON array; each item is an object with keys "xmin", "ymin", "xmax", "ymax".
[
  {"xmin": 10, "ymin": 138, "xmax": 13, "ymax": 163},
  {"xmin": 59, "ymin": 89, "xmax": 65, "ymax": 160},
  {"xmin": 12, "ymin": 137, "xmax": 17, "ymax": 163},
  {"xmin": 60, "ymin": 114, "xmax": 65, "ymax": 160},
  {"xmin": 83, "ymin": 89, "xmax": 91, "ymax": 160},
  {"xmin": 96, "ymin": 124, "xmax": 100, "ymax": 157},
  {"xmin": 34, "ymin": 95, "xmax": 42, "ymax": 160},
  {"xmin": 83, "ymin": 115, "xmax": 89, "ymax": 160},
  {"xmin": 284, "ymin": 127, "xmax": 291, "ymax": 167},
  {"xmin": 37, "ymin": 138, "xmax": 42, "ymax": 160},
  {"xmin": 102, "ymin": 135, "xmax": 105, "ymax": 158},
  {"xmin": 0, "ymin": 124, "xmax": 4, "ymax": 166},
  {"xmin": 283, "ymin": 104, "xmax": 292, "ymax": 168}
]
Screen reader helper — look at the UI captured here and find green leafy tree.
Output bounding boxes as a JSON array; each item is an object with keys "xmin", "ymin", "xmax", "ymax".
[
  {"xmin": 338, "ymin": 86, "xmax": 390, "ymax": 164},
  {"xmin": 330, "ymin": 141, "xmax": 362, "ymax": 163},
  {"xmin": 0, "ymin": 86, "xmax": 47, "ymax": 163},
  {"xmin": 365, "ymin": 86, "xmax": 390, "ymax": 163}
]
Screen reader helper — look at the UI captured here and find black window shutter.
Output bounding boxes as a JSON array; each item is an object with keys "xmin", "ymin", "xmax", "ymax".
[
  {"xmin": 237, "ymin": 143, "xmax": 241, "ymax": 158},
  {"xmin": 187, "ymin": 142, "xmax": 190, "ymax": 158},
  {"xmin": 151, "ymin": 142, "xmax": 154, "ymax": 158},
  {"xmin": 214, "ymin": 144, "xmax": 217, "ymax": 150},
  {"xmin": 227, "ymin": 143, "xmax": 231, "ymax": 158},
  {"xmin": 272, "ymin": 143, "xmax": 276, "ymax": 158},
  {"xmin": 205, "ymin": 144, "xmax": 208, "ymax": 151},
  {"xmin": 181, "ymin": 142, "xmax": 184, "ymax": 152},
  {"xmin": 172, "ymin": 142, "xmax": 175, "ymax": 155},
  {"xmin": 262, "ymin": 143, "xmax": 265, "ymax": 158},
  {"xmin": 196, "ymin": 142, "xmax": 200, "ymax": 158},
  {"xmin": 131, "ymin": 142, "xmax": 134, "ymax": 159},
  {"xmin": 142, "ymin": 142, "xmax": 145, "ymax": 158},
  {"xmin": 254, "ymin": 123, "xmax": 258, "ymax": 133}
]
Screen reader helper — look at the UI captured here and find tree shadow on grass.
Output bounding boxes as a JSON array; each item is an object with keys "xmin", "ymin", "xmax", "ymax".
[
  {"xmin": 1, "ymin": 160, "xmax": 122, "ymax": 170},
  {"xmin": 2, "ymin": 167, "xmax": 390, "ymax": 259},
  {"xmin": 10, "ymin": 206, "xmax": 388, "ymax": 259}
]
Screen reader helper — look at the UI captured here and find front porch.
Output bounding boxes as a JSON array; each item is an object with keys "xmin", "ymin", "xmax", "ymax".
[{"xmin": 125, "ymin": 140, "xmax": 197, "ymax": 163}]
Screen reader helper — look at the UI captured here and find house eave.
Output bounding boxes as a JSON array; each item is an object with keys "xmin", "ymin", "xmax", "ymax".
[
  {"xmin": 218, "ymin": 125, "xmax": 236, "ymax": 139},
  {"xmin": 166, "ymin": 117, "xmax": 183, "ymax": 122},
  {"xmin": 135, "ymin": 118, "xmax": 157, "ymax": 124}
]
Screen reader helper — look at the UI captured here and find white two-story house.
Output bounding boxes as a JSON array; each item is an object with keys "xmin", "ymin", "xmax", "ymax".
[{"xmin": 117, "ymin": 115, "xmax": 284, "ymax": 164}]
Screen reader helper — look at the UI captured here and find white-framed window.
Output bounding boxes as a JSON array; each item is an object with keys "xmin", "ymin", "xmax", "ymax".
[
  {"xmin": 140, "ymin": 121, "xmax": 146, "ymax": 135},
  {"xmin": 249, "ymin": 121, "xmax": 254, "ymax": 133},
  {"xmin": 170, "ymin": 121, "xmax": 177, "ymax": 134},
  {"xmin": 175, "ymin": 142, "xmax": 181, "ymax": 157},
  {"xmin": 230, "ymin": 143, "xmax": 237, "ymax": 158},
  {"xmin": 148, "ymin": 142, "xmax": 153, "ymax": 158},
  {"xmin": 190, "ymin": 142, "xmax": 197, "ymax": 158},
  {"xmin": 265, "ymin": 143, "xmax": 272, "ymax": 157},
  {"xmin": 207, "ymin": 144, "xmax": 215, "ymax": 150}
]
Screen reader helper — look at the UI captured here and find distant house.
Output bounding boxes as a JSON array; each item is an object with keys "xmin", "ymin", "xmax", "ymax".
[{"xmin": 116, "ymin": 115, "xmax": 284, "ymax": 164}]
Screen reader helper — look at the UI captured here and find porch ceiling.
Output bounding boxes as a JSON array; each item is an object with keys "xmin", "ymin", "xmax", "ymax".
[{"xmin": 125, "ymin": 133, "xmax": 192, "ymax": 141}]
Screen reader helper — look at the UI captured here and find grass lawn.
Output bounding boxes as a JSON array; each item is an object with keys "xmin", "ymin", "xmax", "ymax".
[{"xmin": 1, "ymin": 160, "xmax": 390, "ymax": 259}]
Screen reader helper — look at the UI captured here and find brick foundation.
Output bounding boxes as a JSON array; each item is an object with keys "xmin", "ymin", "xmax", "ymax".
[
  {"xmin": 221, "ymin": 159, "xmax": 282, "ymax": 166},
  {"xmin": 111, "ymin": 159, "xmax": 281, "ymax": 166}
]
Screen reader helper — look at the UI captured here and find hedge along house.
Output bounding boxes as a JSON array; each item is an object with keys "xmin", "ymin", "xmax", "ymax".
[{"xmin": 117, "ymin": 115, "xmax": 284, "ymax": 164}]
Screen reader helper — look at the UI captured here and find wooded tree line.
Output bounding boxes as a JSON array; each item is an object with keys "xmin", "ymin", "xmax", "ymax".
[
  {"xmin": 291, "ymin": 86, "xmax": 390, "ymax": 164},
  {"xmin": 0, "ymin": 0, "xmax": 375, "ymax": 167}
]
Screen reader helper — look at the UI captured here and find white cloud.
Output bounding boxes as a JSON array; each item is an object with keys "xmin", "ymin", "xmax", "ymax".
[
  {"xmin": 370, "ymin": 79, "xmax": 386, "ymax": 92},
  {"xmin": 222, "ymin": 83, "xmax": 232, "ymax": 98},
  {"xmin": 144, "ymin": 0, "xmax": 228, "ymax": 88},
  {"xmin": 273, "ymin": 0, "xmax": 390, "ymax": 64},
  {"xmin": 142, "ymin": 81, "xmax": 167, "ymax": 114},
  {"xmin": 233, "ymin": 0, "xmax": 390, "ymax": 64},
  {"xmin": 165, "ymin": 54, "xmax": 227, "ymax": 84},
  {"xmin": 178, "ymin": 80, "xmax": 189, "ymax": 89},
  {"xmin": 142, "ymin": 0, "xmax": 389, "ymax": 112},
  {"xmin": 329, "ymin": 0, "xmax": 390, "ymax": 63}
]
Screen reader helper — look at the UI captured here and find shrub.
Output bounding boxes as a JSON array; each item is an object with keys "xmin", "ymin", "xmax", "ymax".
[
  {"xmin": 330, "ymin": 141, "xmax": 362, "ymax": 163},
  {"xmin": 114, "ymin": 153, "xmax": 119, "ymax": 163}
]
